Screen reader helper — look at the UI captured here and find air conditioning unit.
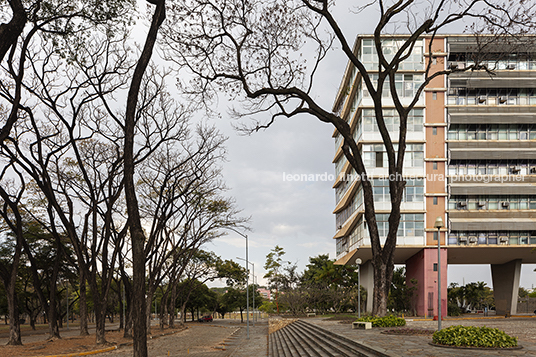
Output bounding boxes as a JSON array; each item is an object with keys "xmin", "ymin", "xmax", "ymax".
[
  {"xmin": 502, "ymin": 201, "xmax": 510, "ymax": 207},
  {"xmin": 458, "ymin": 201, "xmax": 467, "ymax": 207},
  {"xmin": 506, "ymin": 64, "xmax": 516, "ymax": 70},
  {"xmin": 499, "ymin": 96, "xmax": 507, "ymax": 104},
  {"xmin": 459, "ymin": 236, "xmax": 468, "ymax": 245},
  {"xmin": 468, "ymin": 236, "xmax": 478, "ymax": 245},
  {"xmin": 530, "ymin": 167, "xmax": 536, "ymax": 174},
  {"xmin": 477, "ymin": 97, "xmax": 486, "ymax": 103},
  {"xmin": 337, "ymin": 225, "xmax": 342, "ymax": 230},
  {"xmin": 449, "ymin": 63, "xmax": 458, "ymax": 70},
  {"xmin": 478, "ymin": 201, "xmax": 486, "ymax": 207},
  {"xmin": 499, "ymin": 236, "xmax": 509, "ymax": 245}
]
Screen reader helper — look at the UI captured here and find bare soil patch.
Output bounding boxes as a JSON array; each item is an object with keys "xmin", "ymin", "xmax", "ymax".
[{"xmin": 0, "ymin": 328, "xmax": 185, "ymax": 357}]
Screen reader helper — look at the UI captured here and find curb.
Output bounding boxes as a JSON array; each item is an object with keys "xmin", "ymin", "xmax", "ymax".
[
  {"xmin": 31, "ymin": 345, "xmax": 117, "ymax": 357},
  {"xmin": 429, "ymin": 342, "xmax": 523, "ymax": 351},
  {"xmin": 410, "ymin": 315, "xmax": 536, "ymax": 322}
]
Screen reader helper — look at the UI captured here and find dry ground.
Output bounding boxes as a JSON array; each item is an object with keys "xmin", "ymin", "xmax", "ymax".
[{"xmin": 0, "ymin": 328, "xmax": 185, "ymax": 357}]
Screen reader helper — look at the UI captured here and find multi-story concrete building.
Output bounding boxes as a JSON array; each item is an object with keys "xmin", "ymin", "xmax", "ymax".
[{"xmin": 332, "ymin": 35, "xmax": 536, "ymax": 317}]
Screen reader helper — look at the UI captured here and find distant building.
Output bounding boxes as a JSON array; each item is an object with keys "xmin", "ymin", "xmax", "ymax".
[
  {"xmin": 257, "ymin": 287, "xmax": 271, "ymax": 301},
  {"xmin": 333, "ymin": 35, "xmax": 536, "ymax": 316}
]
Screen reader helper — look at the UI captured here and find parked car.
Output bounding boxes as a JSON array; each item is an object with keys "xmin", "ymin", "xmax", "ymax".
[{"xmin": 198, "ymin": 315, "xmax": 213, "ymax": 322}]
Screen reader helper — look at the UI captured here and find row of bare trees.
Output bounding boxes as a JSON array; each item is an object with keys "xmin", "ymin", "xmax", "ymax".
[
  {"xmin": 0, "ymin": 0, "xmax": 246, "ymax": 352},
  {"xmin": 4, "ymin": 1, "xmax": 536, "ymax": 356}
]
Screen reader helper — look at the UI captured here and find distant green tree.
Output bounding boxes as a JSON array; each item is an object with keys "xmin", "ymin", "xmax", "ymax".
[
  {"xmin": 263, "ymin": 246, "xmax": 288, "ymax": 313},
  {"xmin": 519, "ymin": 287, "xmax": 529, "ymax": 298},
  {"xmin": 387, "ymin": 267, "xmax": 417, "ymax": 314}
]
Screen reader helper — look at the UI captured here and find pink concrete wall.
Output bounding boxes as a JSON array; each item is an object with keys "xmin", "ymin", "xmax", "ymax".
[{"xmin": 406, "ymin": 248, "xmax": 447, "ymax": 317}]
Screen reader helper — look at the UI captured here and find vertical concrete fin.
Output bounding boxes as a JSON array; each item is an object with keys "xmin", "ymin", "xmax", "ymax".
[{"xmin": 491, "ymin": 259, "xmax": 521, "ymax": 316}]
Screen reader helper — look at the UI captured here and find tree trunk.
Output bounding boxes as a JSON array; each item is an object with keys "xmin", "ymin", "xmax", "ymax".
[
  {"xmin": 371, "ymin": 244, "xmax": 396, "ymax": 316},
  {"xmin": 168, "ymin": 282, "xmax": 177, "ymax": 328},
  {"xmin": 180, "ymin": 302, "xmax": 187, "ymax": 324},
  {"xmin": 47, "ymin": 301, "xmax": 60, "ymax": 340},
  {"xmin": 5, "ymin": 286, "xmax": 22, "ymax": 345},
  {"xmin": 79, "ymin": 269, "xmax": 89, "ymax": 336},
  {"xmin": 119, "ymin": 293, "xmax": 124, "ymax": 330},
  {"xmin": 124, "ymin": 302, "xmax": 133, "ymax": 339},
  {"xmin": 124, "ymin": 2, "xmax": 166, "ymax": 356},
  {"xmin": 94, "ymin": 302, "xmax": 107, "ymax": 345},
  {"xmin": 145, "ymin": 290, "xmax": 154, "ymax": 335},
  {"xmin": 29, "ymin": 315, "xmax": 35, "ymax": 330}
]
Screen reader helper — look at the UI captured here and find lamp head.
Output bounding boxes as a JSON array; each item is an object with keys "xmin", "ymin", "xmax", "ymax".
[{"xmin": 434, "ymin": 216, "xmax": 444, "ymax": 229}]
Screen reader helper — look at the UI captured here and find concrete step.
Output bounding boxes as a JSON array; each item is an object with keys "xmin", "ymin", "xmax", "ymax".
[{"xmin": 269, "ymin": 319, "xmax": 389, "ymax": 357}]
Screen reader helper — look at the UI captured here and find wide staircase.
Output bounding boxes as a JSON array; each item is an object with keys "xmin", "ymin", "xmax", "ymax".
[{"xmin": 269, "ymin": 319, "xmax": 387, "ymax": 357}]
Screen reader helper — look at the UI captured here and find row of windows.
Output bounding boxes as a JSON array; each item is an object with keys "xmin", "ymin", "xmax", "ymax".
[
  {"xmin": 335, "ymin": 157, "xmax": 347, "ymax": 176},
  {"xmin": 361, "ymin": 108, "xmax": 424, "ymax": 133},
  {"xmin": 361, "ymin": 39, "xmax": 424, "ymax": 71},
  {"xmin": 447, "ymin": 88, "xmax": 536, "ymax": 106},
  {"xmin": 344, "ymin": 81, "xmax": 363, "ymax": 123},
  {"xmin": 447, "ymin": 160, "xmax": 536, "ymax": 176},
  {"xmin": 376, "ymin": 213, "xmax": 424, "ymax": 237},
  {"xmin": 349, "ymin": 216, "xmax": 365, "ymax": 247},
  {"xmin": 448, "ymin": 231, "xmax": 536, "ymax": 246},
  {"xmin": 363, "ymin": 73, "xmax": 425, "ymax": 98},
  {"xmin": 372, "ymin": 179, "xmax": 424, "ymax": 203},
  {"xmin": 447, "ymin": 52, "xmax": 536, "ymax": 71},
  {"xmin": 449, "ymin": 195, "xmax": 536, "ymax": 210},
  {"xmin": 335, "ymin": 168, "xmax": 357, "ymax": 203},
  {"xmin": 336, "ymin": 237, "xmax": 348, "ymax": 256},
  {"xmin": 363, "ymin": 144, "xmax": 424, "ymax": 169},
  {"xmin": 447, "ymin": 124, "xmax": 536, "ymax": 141},
  {"xmin": 335, "ymin": 189, "xmax": 363, "ymax": 229}
]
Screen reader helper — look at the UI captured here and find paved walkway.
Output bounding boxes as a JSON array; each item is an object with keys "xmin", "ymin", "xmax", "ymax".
[
  {"xmin": 98, "ymin": 319, "xmax": 268, "ymax": 357},
  {"xmin": 308, "ymin": 316, "xmax": 536, "ymax": 356}
]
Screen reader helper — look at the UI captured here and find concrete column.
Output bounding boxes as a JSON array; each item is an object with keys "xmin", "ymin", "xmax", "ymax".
[
  {"xmin": 360, "ymin": 260, "xmax": 374, "ymax": 313},
  {"xmin": 406, "ymin": 248, "xmax": 447, "ymax": 317},
  {"xmin": 491, "ymin": 259, "xmax": 521, "ymax": 316}
]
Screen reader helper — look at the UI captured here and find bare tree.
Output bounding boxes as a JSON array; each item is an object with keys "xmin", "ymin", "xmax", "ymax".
[
  {"xmin": 163, "ymin": 0, "xmax": 536, "ymax": 315},
  {"xmin": 0, "ymin": 162, "xmax": 26, "ymax": 345}
]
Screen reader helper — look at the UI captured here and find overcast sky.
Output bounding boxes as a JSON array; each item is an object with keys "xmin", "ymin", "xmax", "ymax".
[{"xmin": 177, "ymin": 1, "xmax": 536, "ymax": 290}]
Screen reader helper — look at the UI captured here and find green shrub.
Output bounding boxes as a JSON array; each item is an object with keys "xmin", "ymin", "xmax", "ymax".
[
  {"xmin": 448, "ymin": 303, "xmax": 462, "ymax": 316},
  {"xmin": 432, "ymin": 325, "xmax": 517, "ymax": 348},
  {"xmin": 355, "ymin": 315, "xmax": 406, "ymax": 327}
]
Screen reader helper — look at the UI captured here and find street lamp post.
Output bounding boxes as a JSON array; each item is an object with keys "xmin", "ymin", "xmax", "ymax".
[
  {"xmin": 237, "ymin": 257, "xmax": 255, "ymax": 326},
  {"xmin": 434, "ymin": 216, "xmax": 444, "ymax": 331},
  {"xmin": 66, "ymin": 282, "xmax": 69, "ymax": 330},
  {"xmin": 224, "ymin": 227, "xmax": 249, "ymax": 340},
  {"xmin": 355, "ymin": 258, "xmax": 362, "ymax": 319}
]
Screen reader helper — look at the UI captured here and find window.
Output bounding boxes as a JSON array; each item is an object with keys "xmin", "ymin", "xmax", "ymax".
[
  {"xmin": 362, "ymin": 109, "xmax": 424, "ymax": 133},
  {"xmin": 372, "ymin": 179, "xmax": 424, "ymax": 203},
  {"xmin": 433, "ymin": 92, "xmax": 437, "ymax": 100},
  {"xmin": 433, "ymin": 126, "xmax": 437, "ymax": 135},
  {"xmin": 433, "ymin": 263, "xmax": 438, "ymax": 271},
  {"xmin": 433, "ymin": 196, "xmax": 438, "ymax": 205},
  {"xmin": 433, "ymin": 162, "xmax": 438, "ymax": 170},
  {"xmin": 376, "ymin": 152, "xmax": 384, "ymax": 167},
  {"xmin": 375, "ymin": 213, "xmax": 424, "ymax": 237},
  {"xmin": 432, "ymin": 57, "xmax": 437, "ymax": 65},
  {"xmin": 433, "ymin": 231, "xmax": 438, "ymax": 240},
  {"xmin": 363, "ymin": 73, "xmax": 425, "ymax": 98},
  {"xmin": 363, "ymin": 144, "xmax": 424, "ymax": 169},
  {"xmin": 361, "ymin": 38, "xmax": 424, "ymax": 71}
]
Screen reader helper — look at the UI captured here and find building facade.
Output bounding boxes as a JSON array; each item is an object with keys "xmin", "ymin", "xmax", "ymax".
[{"xmin": 333, "ymin": 35, "xmax": 536, "ymax": 316}]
